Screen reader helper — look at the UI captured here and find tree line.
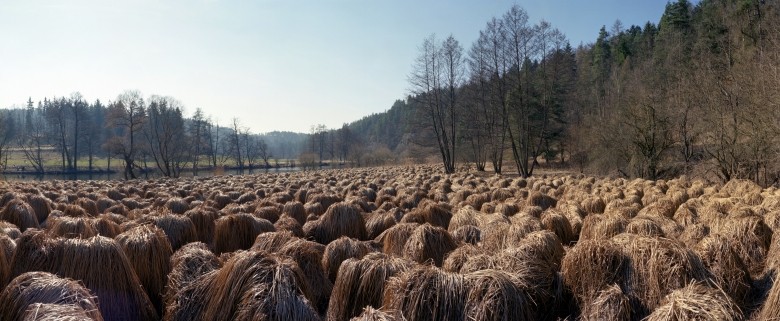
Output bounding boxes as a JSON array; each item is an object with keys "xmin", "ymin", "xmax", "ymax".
[
  {"xmin": 408, "ymin": 0, "xmax": 780, "ymax": 185},
  {"xmin": 2, "ymin": 91, "xmax": 306, "ymax": 178}
]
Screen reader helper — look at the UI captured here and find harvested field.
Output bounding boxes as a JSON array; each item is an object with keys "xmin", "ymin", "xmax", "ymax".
[{"xmin": 1, "ymin": 166, "xmax": 780, "ymax": 319}]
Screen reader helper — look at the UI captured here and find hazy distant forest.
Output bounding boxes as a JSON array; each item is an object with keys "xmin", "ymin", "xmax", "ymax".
[{"xmin": 2, "ymin": 0, "xmax": 778, "ymax": 184}]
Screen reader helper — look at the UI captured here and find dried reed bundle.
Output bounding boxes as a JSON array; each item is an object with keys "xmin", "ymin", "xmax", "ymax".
[
  {"xmin": 304, "ymin": 202, "xmax": 367, "ymax": 245},
  {"xmin": 375, "ymin": 223, "xmax": 418, "ymax": 256},
  {"xmin": 115, "ymin": 224, "xmax": 174, "ymax": 316},
  {"xmin": 402, "ymin": 224, "xmax": 457, "ymax": 267},
  {"xmin": 645, "ymin": 282, "xmax": 741, "ymax": 321},
  {"xmin": 213, "ymin": 214, "xmax": 275, "ymax": 254},
  {"xmin": 383, "ymin": 265, "xmax": 468, "ymax": 321},
  {"xmin": 464, "ymin": 269, "xmax": 534, "ymax": 321},
  {"xmin": 322, "ymin": 236, "xmax": 376, "ymax": 282},
  {"xmin": 0, "ymin": 271, "xmax": 103, "ymax": 321},
  {"xmin": 0, "ymin": 199, "xmax": 39, "ymax": 232},
  {"xmin": 163, "ymin": 242, "xmax": 220, "ymax": 312}
]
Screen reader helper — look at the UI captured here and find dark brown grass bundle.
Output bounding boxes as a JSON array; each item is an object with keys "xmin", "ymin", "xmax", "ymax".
[
  {"xmin": 717, "ymin": 214, "xmax": 772, "ymax": 277},
  {"xmin": 90, "ymin": 216, "xmax": 122, "ymax": 238},
  {"xmin": 0, "ymin": 234, "xmax": 14, "ymax": 270},
  {"xmin": 115, "ymin": 225, "xmax": 173, "ymax": 317},
  {"xmin": 626, "ymin": 217, "xmax": 665, "ymax": 237},
  {"xmin": 165, "ymin": 198, "xmax": 190, "ymax": 214},
  {"xmin": 307, "ymin": 193, "xmax": 343, "ymax": 211},
  {"xmin": 579, "ymin": 214, "xmax": 627, "ymax": 240},
  {"xmin": 184, "ymin": 207, "xmax": 219, "ymax": 244},
  {"xmin": 375, "ymin": 223, "xmax": 419, "ymax": 256},
  {"xmin": 213, "ymin": 214, "xmax": 275, "ymax": 254},
  {"xmin": 694, "ymin": 234, "xmax": 752, "ymax": 307},
  {"xmin": 63, "ymin": 204, "xmax": 90, "ymax": 218},
  {"xmin": 327, "ymin": 252, "xmax": 412, "ymax": 321},
  {"xmin": 255, "ymin": 206, "xmax": 281, "ymax": 223},
  {"xmin": 411, "ymin": 200, "xmax": 452, "ymax": 229},
  {"xmin": 491, "ymin": 188, "xmax": 514, "ymax": 202},
  {"xmin": 349, "ymin": 307, "xmax": 402, "ymax": 321},
  {"xmin": 163, "ymin": 242, "xmax": 221, "ymax": 312},
  {"xmin": 10, "ymin": 230, "xmax": 63, "ymax": 279},
  {"xmin": 273, "ymin": 214, "xmax": 305, "ymax": 237},
  {"xmin": 151, "ymin": 215, "xmax": 199, "ymax": 251},
  {"xmin": 26, "ymin": 195, "xmax": 52, "ymax": 224},
  {"xmin": 463, "ymin": 192, "xmax": 490, "ymax": 211},
  {"xmin": 561, "ymin": 240, "xmax": 628, "ymax": 309},
  {"xmin": 402, "ymin": 224, "xmax": 457, "ymax": 267},
  {"xmin": 251, "ymin": 230, "xmax": 297, "ymax": 252},
  {"xmin": 365, "ymin": 211, "xmax": 396, "ymax": 239},
  {"xmin": 22, "ymin": 303, "xmax": 97, "ymax": 321},
  {"xmin": 0, "ymin": 199, "xmax": 39, "ymax": 232},
  {"xmin": 57, "ymin": 236, "xmax": 158, "ymax": 321},
  {"xmin": 464, "ymin": 269, "xmax": 534, "ymax": 321},
  {"xmin": 382, "ymin": 265, "xmax": 468, "ymax": 321},
  {"xmin": 211, "ymin": 193, "xmax": 233, "ymax": 209},
  {"xmin": 442, "ymin": 243, "xmax": 481, "ymax": 273},
  {"xmin": 580, "ymin": 284, "xmax": 631, "ymax": 321},
  {"xmin": 282, "ymin": 201, "xmax": 307, "ymax": 225},
  {"xmin": 451, "ymin": 225, "xmax": 481, "ymax": 245},
  {"xmin": 305, "ymin": 202, "xmax": 325, "ymax": 216},
  {"xmin": 199, "ymin": 250, "xmax": 318, "ymax": 321},
  {"xmin": 277, "ymin": 238, "xmax": 331, "ymax": 314},
  {"xmin": 540, "ymin": 210, "xmax": 575, "ymax": 245},
  {"xmin": 582, "ymin": 196, "xmax": 606, "ymax": 214},
  {"xmin": 322, "ymin": 236, "xmax": 376, "ymax": 282},
  {"xmin": 527, "ymin": 191, "xmax": 557, "ymax": 210},
  {"xmin": 612, "ymin": 234, "xmax": 709, "ymax": 319},
  {"xmin": 756, "ymin": 269, "xmax": 780, "ymax": 320},
  {"xmin": 645, "ymin": 282, "xmax": 741, "ymax": 321},
  {"xmin": 75, "ymin": 198, "xmax": 99, "ymax": 216},
  {"xmin": 96, "ymin": 197, "xmax": 116, "ymax": 214},
  {"xmin": 0, "ymin": 271, "xmax": 103, "ymax": 321},
  {"xmin": 495, "ymin": 203, "xmax": 519, "ymax": 216},
  {"xmin": 47, "ymin": 216, "xmax": 97, "ymax": 239},
  {"xmin": 478, "ymin": 220, "xmax": 511, "ymax": 253},
  {"xmin": 303, "ymin": 202, "xmax": 367, "ymax": 245}
]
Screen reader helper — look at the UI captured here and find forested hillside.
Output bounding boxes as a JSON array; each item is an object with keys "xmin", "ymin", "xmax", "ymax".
[{"xmin": 389, "ymin": 0, "xmax": 780, "ymax": 185}]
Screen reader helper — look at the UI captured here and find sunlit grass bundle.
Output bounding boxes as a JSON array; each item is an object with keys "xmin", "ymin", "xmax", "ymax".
[
  {"xmin": 150, "ymin": 214, "xmax": 199, "ymax": 251},
  {"xmin": 0, "ymin": 199, "xmax": 40, "ymax": 232},
  {"xmin": 163, "ymin": 242, "xmax": 221, "ymax": 316},
  {"xmin": 274, "ymin": 214, "xmax": 305, "ymax": 237},
  {"xmin": 375, "ymin": 222, "xmax": 418, "ymax": 256},
  {"xmin": 463, "ymin": 269, "xmax": 535, "ymax": 321},
  {"xmin": 644, "ymin": 281, "xmax": 741, "ymax": 321},
  {"xmin": 579, "ymin": 214, "xmax": 627, "ymax": 240},
  {"xmin": 327, "ymin": 252, "xmax": 412, "ymax": 321},
  {"xmin": 349, "ymin": 307, "xmax": 402, "ymax": 321},
  {"xmin": 199, "ymin": 250, "xmax": 319, "ymax": 321},
  {"xmin": 694, "ymin": 234, "xmax": 752, "ymax": 307},
  {"xmin": 626, "ymin": 217, "xmax": 665, "ymax": 237},
  {"xmin": 716, "ymin": 214, "xmax": 772, "ymax": 277},
  {"xmin": 282, "ymin": 201, "xmax": 307, "ymax": 225},
  {"xmin": 322, "ymin": 236, "xmax": 376, "ymax": 282},
  {"xmin": 540, "ymin": 209, "xmax": 575, "ymax": 245},
  {"xmin": 184, "ymin": 207, "xmax": 219, "ymax": 244},
  {"xmin": 277, "ymin": 238, "xmax": 332, "ymax": 314},
  {"xmin": 402, "ymin": 223, "xmax": 457, "ymax": 267},
  {"xmin": 365, "ymin": 210, "xmax": 397, "ymax": 239},
  {"xmin": 251, "ymin": 230, "xmax": 297, "ymax": 252},
  {"xmin": 26, "ymin": 194, "xmax": 52, "ymax": 224},
  {"xmin": 10, "ymin": 230, "xmax": 62, "ymax": 279},
  {"xmin": 0, "ymin": 221, "xmax": 21, "ymax": 239},
  {"xmin": 213, "ymin": 213, "xmax": 275, "ymax": 254},
  {"xmin": 561, "ymin": 240, "xmax": 628, "ymax": 310},
  {"xmin": 450, "ymin": 225, "xmax": 480, "ymax": 245},
  {"xmin": 526, "ymin": 191, "xmax": 557, "ymax": 210},
  {"xmin": 47, "ymin": 216, "xmax": 98, "ymax": 239},
  {"xmin": 382, "ymin": 265, "xmax": 468, "ymax": 321},
  {"xmin": 304, "ymin": 202, "xmax": 367, "ymax": 245},
  {"xmin": 0, "ymin": 271, "xmax": 103, "ymax": 321},
  {"xmin": 408, "ymin": 199, "xmax": 451, "ymax": 229},
  {"xmin": 21, "ymin": 303, "xmax": 99, "ymax": 321},
  {"xmin": 115, "ymin": 224, "xmax": 174, "ymax": 317}
]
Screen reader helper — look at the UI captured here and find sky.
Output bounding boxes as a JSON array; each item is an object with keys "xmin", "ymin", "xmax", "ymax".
[{"xmin": 0, "ymin": 0, "xmax": 672, "ymax": 133}]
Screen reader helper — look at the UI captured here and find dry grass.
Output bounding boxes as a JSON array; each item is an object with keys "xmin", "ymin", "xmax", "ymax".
[
  {"xmin": 304, "ymin": 202, "xmax": 367, "ymax": 245},
  {"xmin": 645, "ymin": 282, "xmax": 741, "ymax": 321},
  {"xmin": 213, "ymin": 213, "xmax": 275, "ymax": 254},
  {"xmin": 322, "ymin": 236, "xmax": 376, "ymax": 282},
  {"xmin": 0, "ymin": 272, "xmax": 103, "ymax": 321},
  {"xmin": 383, "ymin": 265, "xmax": 468, "ymax": 321},
  {"xmin": 402, "ymin": 223, "xmax": 457, "ymax": 267},
  {"xmin": 116, "ymin": 224, "xmax": 174, "ymax": 316}
]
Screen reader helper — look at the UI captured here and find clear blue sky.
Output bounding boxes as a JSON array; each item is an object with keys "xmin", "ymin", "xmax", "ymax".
[{"xmin": 0, "ymin": 0, "xmax": 672, "ymax": 133}]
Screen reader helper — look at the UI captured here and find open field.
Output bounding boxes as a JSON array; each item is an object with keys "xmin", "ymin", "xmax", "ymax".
[{"xmin": 0, "ymin": 165, "xmax": 778, "ymax": 320}]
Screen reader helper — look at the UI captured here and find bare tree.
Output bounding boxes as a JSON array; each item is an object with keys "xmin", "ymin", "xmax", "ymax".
[
  {"xmin": 229, "ymin": 118, "xmax": 243, "ymax": 169},
  {"xmin": 190, "ymin": 107, "xmax": 209, "ymax": 174},
  {"xmin": 144, "ymin": 95, "xmax": 188, "ymax": 177},
  {"xmin": 105, "ymin": 90, "xmax": 147, "ymax": 179},
  {"xmin": 310, "ymin": 124, "xmax": 328, "ymax": 166}
]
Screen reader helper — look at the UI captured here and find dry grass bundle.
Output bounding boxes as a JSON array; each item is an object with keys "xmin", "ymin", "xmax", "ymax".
[
  {"xmin": 322, "ymin": 236, "xmax": 376, "ymax": 282},
  {"xmin": 580, "ymin": 284, "xmax": 631, "ymax": 321},
  {"xmin": 303, "ymin": 202, "xmax": 367, "ymax": 245},
  {"xmin": 304, "ymin": 202, "xmax": 325, "ymax": 216},
  {"xmin": 679, "ymin": 223, "xmax": 709, "ymax": 247},
  {"xmin": 0, "ymin": 199, "xmax": 39, "ymax": 232},
  {"xmin": 511, "ymin": 230, "xmax": 565, "ymax": 269},
  {"xmin": 115, "ymin": 224, "xmax": 174, "ymax": 316},
  {"xmin": 365, "ymin": 211, "xmax": 397, "ymax": 239},
  {"xmin": 255, "ymin": 206, "xmax": 281, "ymax": 223},
  {"xmin": 184, "ymin": 207, "xmax": 219, "ymax": 244},
  {"xmin": 26, "ymin": 195, "xmax": 52, "ymax": 224},
  {"xmin": 612, "ymin": 235, "xmax": 709, "ymax": 318},
  {"xmin": 307, "ymin": 193, "xmax": 343, "ymax": 211},
  {"xmin": 327, "ymin": 252, "xmax": 412, "ymax": 321},
  {"xmin": 464, "ymin": 269, "xmax": 534, "ymax": 321},
  {"xmin": 75, "ymin": 198, "xmax": 99, "ymax": 217},
  {"xmin": 579, "ymin": 214, "xmax": 627, "ymax": 240},
  {"xmin": 274, "ymin": 214, "xmax": 304, "ymax": 237},
  {"xmin": 645, "ymin": 282, "xmax": 741, "ymax": 321},
  {"xmin": 163, "ymin": 242, "xmax": 220, "ymax": 311},
  {"xmin": 375, "ymin": 223, "xmax": 419, "ymax": 256},
  {"xmin": 626, "ymin": 217, "xmax": 665, "ymax": 237},
  {"xmin": 402, "ymin": 224, "xmax": 457, "ymax": 266},
  {"xmin": 0, "ymin": 272, "xmax": 103, "ymax": 321},
  {"xmin": 447, "ymin": 206, "xmax": 480, "ymax": 233},
  {"xmin": 22, "ymin": 303, "xmax": 98, "ymax": 321},
  {"xmin": 199, "ymin": 250, "xmax": 318, "ymax": 321},
  {"xmin": 151, "ymin": 215, "xmax": 199, "ymax": 251},
  {"xmin": 165, "ymin": 198, "xmax": 190, "ymax": 214},
  {"xmin": 464, "ymin": 192, "xmax": 490, "ymax": 210},
  {"xmin": 349, "ymin": 307, "xmax": 402, "ymax": 321},
  {"xmin": 716, "ymin": 215, "xmax": 772, "ymax": 277},
  {"xmin": 561, "ymin": 240, "xmax": 628, "ymax": 308},
  {"xmin": 282, "ymin": 201, "xmax": 307, "ymax": 225},
  {"xmin": 276, "ymin": 238, "xmax": 332, "ymax": 314},
  {"xmin": 638, "ymin": 197, "xmax": 677, "ymax": 218},
  {"xmin": 47, "ymin": 216, "xmax": 98, "ymax": 239},
  {"xmin": 527, "ymin": 191, "xmax": 557, "ymax": 210},
  {"xmin": 450, "ymin": 225, "xmax": 480, "ymax": 245},
  {"xmin": 213, "ymin": 213, "xmax": 275, "ymax": 254},
  {"xmin": 251, "ymin": 230, "xmax": 297, "ymax": 252},
  {"xmin": 491, "ymin": 188, "xmax": 514, "ymax": 202},
  {"xmin": 383, "ymin": 265, "xmax": 468, "ymax": 321},
  {"xmin": 442, "ymin": 243, "xmax": 481, "ymax": 273},
  {"xmin": 582, "ymin": 196, "xmax": 606, "ymax": 214},
  {"xmin": 540, "ymin": 210, "xmax": 575, "ymax": 245},
  {"xmin": 408, "ymin": 200, "xmax": 451, "ymax": 229},
  {"xmin": 694, "ymin": 235, "xmax": 752, "ymax": 307},
  {"xmin": 90, "ymin": 216, "xmax": 122, "ymax": 238},
  {"xmin": 57, "ymin": 236, "xmax": 158, "ymax": 321},
  {"xmin": 10, "ymin": 230, "xmax": 63, "ymax": 279},
  {"xmin": 495, "ymin": 203, "xmax": 519, "ymax": 216},
  {"xmin": 0, "ymin": 221, "xmax": 21, "ymax": 239},
  {"xmin": 478, "ymin": 220, "xmax": 511, "ymax": 253}
]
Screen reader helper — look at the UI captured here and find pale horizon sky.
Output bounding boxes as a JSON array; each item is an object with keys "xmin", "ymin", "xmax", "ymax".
[{"xmin": 0, "ymin": 0, "xmax": 673, "ymax": 133}]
